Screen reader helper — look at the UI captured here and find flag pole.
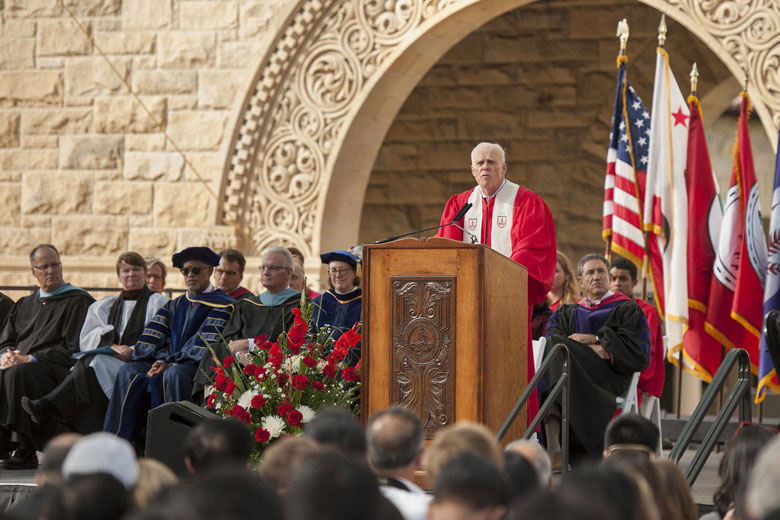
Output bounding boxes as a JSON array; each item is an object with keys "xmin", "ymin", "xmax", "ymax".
[{"xmin": 607, "ymin": 19, "xmax": 630, "ymax": 265}]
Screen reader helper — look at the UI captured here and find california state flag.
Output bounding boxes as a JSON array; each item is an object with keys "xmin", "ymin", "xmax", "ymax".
[
  {"xmin": 643, "ymin": 47, "xmax": 689, "ymax": 357},
  {"xmin": 705, "ymin": 92, "xmax": 766, "ymax": 371}
]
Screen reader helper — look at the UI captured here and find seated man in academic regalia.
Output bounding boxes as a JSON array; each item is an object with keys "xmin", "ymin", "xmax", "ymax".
[
  {"xmin": 22, "ymin": 252, "xmax": 168, "ymax": 442},
  {"xmin": 542, "ymin": 253, "xmax": 650, "ymax": 467},
  {"xmin": 0, "ymin": 244, "xmax": 95, "ymax": 469},
  {"xmin": 0, "ymin": 292, "xmax": 13, "ymax": 333},
  {"xmin": 214, "ymin": 248, "xmax": 254, "ymax": 301},
  {"xmin": 194, "ymin": 247, "xmax": 299, "ymax": 392},
  {"xmin": 103, "ymin": 247, "xmax": 236, "ymax": 441}
]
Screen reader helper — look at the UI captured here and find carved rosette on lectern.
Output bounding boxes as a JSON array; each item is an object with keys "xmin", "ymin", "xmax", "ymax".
[{"xmin": 391, "ymin": 277, "xmax": 456, "ymax": 436}]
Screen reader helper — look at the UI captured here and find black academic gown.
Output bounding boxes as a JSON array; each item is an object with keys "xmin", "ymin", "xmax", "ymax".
[
  {"xmin": 0, "ymin": 292, "xmax": 13, "ymax": 333},
  {"xmin": 543, "ymin": 294, "xmax": 650, "ymax": 456},
  {"xmin": 0, "ymin": 287, "xmax": 94, "ymax": 449},
  {"xmin": 192, "ymin": 292, "xmax": 300, "ymax": 396}
]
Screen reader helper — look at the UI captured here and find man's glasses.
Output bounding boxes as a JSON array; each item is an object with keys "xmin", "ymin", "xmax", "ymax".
[
  {"xmin": 180, "ymin": 266, "xmax": 203, "ymax": 276},
  {"xmin": 32, "ymin": 262, "xmax": 61, "ymax": 272},
  {"xmin": 328, "ymin": 268, "xmax": 352, "ymax": 275},
  {"xmin": 215, "ymin": 268, "xmax": 240, "ymax": 276},
  {"xmin": 260, "ymin": 265, "xmax": 288, "ymax": 272}
]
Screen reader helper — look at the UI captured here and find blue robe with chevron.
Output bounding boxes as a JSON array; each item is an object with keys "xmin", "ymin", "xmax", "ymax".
[{"xmin": 103, "ymin": 289, "xmax": 235, "ymax": 440}]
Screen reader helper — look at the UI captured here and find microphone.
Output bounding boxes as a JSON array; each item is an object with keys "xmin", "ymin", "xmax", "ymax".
[{"xmin": 373, "ymin": 202, "xmax": 473, "ymax": 245}]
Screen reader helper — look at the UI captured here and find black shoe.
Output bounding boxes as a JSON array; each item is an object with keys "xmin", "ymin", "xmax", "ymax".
[
  {"xmin": 2, "ymin": 448, "xmax": 38, "ymax": 470},
  {"xmin": 21, "ymin": 396, "xmax": 54, "ymax": 425}
]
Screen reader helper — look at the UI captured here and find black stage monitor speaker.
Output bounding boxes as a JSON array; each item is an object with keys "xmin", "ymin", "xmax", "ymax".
[{"xmin": 145, "ymin": 401, "xmax": 219, "ymax": 475}]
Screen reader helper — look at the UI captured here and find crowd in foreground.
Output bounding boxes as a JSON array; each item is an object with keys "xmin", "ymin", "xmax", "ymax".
[{"xmin": 3, "ymin": 408, "xmax": 780, "ymax": 520}]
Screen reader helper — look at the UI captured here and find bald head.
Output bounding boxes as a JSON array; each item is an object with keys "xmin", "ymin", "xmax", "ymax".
[
  {"xmin": 38, "ymin": 432, "xmax": 83, "ymax": 485},
  {"xmin": 366, "ymin": 406, "xmax": 423, "ymax": 475}
]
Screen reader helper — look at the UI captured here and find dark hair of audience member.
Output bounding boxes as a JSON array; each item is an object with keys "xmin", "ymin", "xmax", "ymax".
[
  {"xmin": 41, "ymin": 473, "xmax": 130, "ymax": 520},
  {"xmin": 128, "ymin": 469, "xmax": 282, "ymax": 520},
  {"xmin": 714, "ymin": 423, "xmax": 776, "ymax": 518},
  {"xmin": 284, "ymin": 452, "xmax": 381, "ymax": 520},
  {"xmin": 257, "ymin": 436, "xmax": 322, "ymax": 495},
  {"xmin": 115, "ymin": 251, "xmax": 147, "ymax": 276},
  {"xmin": 303, "ymin": 406, "xmax": 366, "ymax": 461},
  {"xmin": 567, "ymin": 463, "xmax": 648, "ymax": 520},
  {"xmin": 432, "ymin": 452, "xmax": 509, "ymax": 513},
  {"xmin": 183, "ymin": 418, "xmax": 252, "ymax": 474},
  {"xmin": 366, "ymin": 405, "xmax": 423, "ymax": 471},
  {"xmin": 503, "ymin": 451, "xmax": 541, "ymax": 502},
  {"xmin": 603, "ymin": 453, "xmax": 663, "ymax": 520},
  {"xmin": 604, "ymin": 413, "xmax": 659, "ymax": 453},
  {"xmin": 654, "ymin": 459, "xmax": 697, "ymax": 520}
]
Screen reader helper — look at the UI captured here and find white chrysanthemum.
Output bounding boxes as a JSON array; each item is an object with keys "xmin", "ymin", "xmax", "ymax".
[
  {"xmin": 238, "ymin": 390, "xmax": 258, "ymax": 410},
  {"xmin": 299, "ymin": 405, "xmax": 315, "ymax": 424},
  {"xmin": 262, "ymin": 415, "xmax": 286, "ymax": 439}
]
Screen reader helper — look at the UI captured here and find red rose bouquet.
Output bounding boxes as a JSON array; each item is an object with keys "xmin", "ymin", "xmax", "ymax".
[{"xmin": 205, "ymin": 295, "xmax": 361, "ymax": 463}]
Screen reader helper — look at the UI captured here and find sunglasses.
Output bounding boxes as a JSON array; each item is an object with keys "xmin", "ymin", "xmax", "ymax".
[{"xmin": 180, "ymin": 266, "xmax": 203, "ymax": 276}]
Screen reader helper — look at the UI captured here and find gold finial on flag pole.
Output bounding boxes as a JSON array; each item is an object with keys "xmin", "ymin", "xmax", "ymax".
[
  {"xmin": 617, "ymin": 19, "xmax": 629, "ymax": 55},
  {"xmin": 690, "ymin": 62, "xmax": 699, "ymax": 96},
  {"xmin": 657, "ymin": 14, "xmax": 667, "ymax": 47}
]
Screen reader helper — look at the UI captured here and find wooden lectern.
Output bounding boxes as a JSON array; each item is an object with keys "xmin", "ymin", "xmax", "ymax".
[{"xmin": 362, "ymin": 237, "xmax": 529, "ymax": 445}]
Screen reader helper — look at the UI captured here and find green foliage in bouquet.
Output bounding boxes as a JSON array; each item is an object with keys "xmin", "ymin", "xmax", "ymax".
[{"xmin": 204, "ymin": 296, "xmax": 361, "ymax": 463}]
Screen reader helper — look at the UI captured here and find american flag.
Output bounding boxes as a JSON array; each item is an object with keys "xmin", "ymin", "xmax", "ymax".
[{"xmin": 603, "ymin": 60, "xmax": 665, "ymax": 312}]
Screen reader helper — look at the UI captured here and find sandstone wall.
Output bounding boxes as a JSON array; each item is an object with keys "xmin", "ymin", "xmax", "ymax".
[
  {"xmin": 361, "ymin": 2, "xmax": 774, "ymax": 264},
  {"xmin": 0, "ymin": 0, "xmax": 293, "ymax": 293}
]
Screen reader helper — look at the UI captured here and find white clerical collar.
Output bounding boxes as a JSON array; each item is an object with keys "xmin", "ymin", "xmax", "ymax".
[
  {"xmin": 584, "ymin": 290, "xmax": 613, "ymax": 307},
  {"xmin": 480, "ymin": 179, "xmax": 507, "ymax": 202}
]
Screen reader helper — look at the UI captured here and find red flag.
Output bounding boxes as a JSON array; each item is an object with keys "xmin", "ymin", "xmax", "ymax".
[
  {"xmin": 679, "ymin": 96, "xmax": 722, "ymax": 381},
  {"xmin": 705, "ymin": 93, "xmax": 766, "ymax": 371}
]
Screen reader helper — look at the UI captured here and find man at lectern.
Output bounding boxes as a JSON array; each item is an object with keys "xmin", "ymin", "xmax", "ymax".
[
  {"xmin": 437, "ymin": 142, "xmax": 557, "ymax": 420},
  {"xmin": 543, "ymin": 253, "xmax": 650, "ymax": 465}
]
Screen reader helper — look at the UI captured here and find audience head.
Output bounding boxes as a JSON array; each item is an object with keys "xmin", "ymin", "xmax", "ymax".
[
  {"xmin": 261, "ymin": 246, "xmax": 294, "ymax": 294},
  {"xmin": 549, "ymin": 251, "xmax": 578, "ymax": 305},
  {"xmin": 603, "ymin": 454, "xmax": 664, "ymax": 520},
  {"xmin": 728, "ymin": 423, "xmax": 779, "ymax": 519},
  {"xmin": 610, "ymin": 256, "xmax": 639, "ymax": 298},
  {"xmin": 290, "ymin": 261, "xmax": 306, "ymax": 292},
  {"xmin": 134, "ymin": 469, "xmax": 282, "ymax": 520},
  {"xmin": 287, "ymin": 247, "xmax": 305, "ymax": 266},
  {"xmin": 422, "ymin": 422, "xmax": 503, "ymax": 484},
  {"xmin": 145, "ymin": 257, "xmax": 167, "ymax": 292},
  {"xmin": 366, "ymin": 405, "xmax": 424, "ymax": 476},
  {"xmin": 320, "ymin": 249, "xmax": 360, "ymax": 293},
  {"xmin": 132, "ymin": 457, "xmax": 178, "ymax": 510},
  {"xmin": 214, "ymin": 249, "xmax": 246, "ymax": 294},
  {"xmin": 429, "ymin": 452, "xmax": 508, "ymax": 520},
  {"xmin": 258, "ymin": 436, "xmax": 322, "ymax": 495},
  {"xmin": 604, "ymin": 413, "xmax": 659, "ymax": 458},
  {"xmin": 183, "ymin": 418, "xmax": 252, "ymax": 474},
  {"xmin": 654, "ymin": 459, "xmax": 697, "ymax": 520},
  {"xmin": 44, "ymin": 473, "xmax": 131, "ymax": 520},
  {"xmin": 303, "ymin": 406, "xmax": 366, "ymax": 461},
  {"xmin": 36, "ymin": 433, "xmax": 82, "ymax": 487},
  {"xmin": 503, "ymin": 451, "xmax": 540, "ymax": 502},
  {"xmin": 172, "ymin": 246, "xmax": 220, "ymax": 295},
  {"xmin": 285, "ymin": 452, "xmax": 382, "ymax": 520},
  {"xmin": 29, "ymin": 244, "xmax": 63, "ymax": 292},
  {"xmin": 116, "ymin": 251, "xmax": 147, "ymax": 291},
  {"xmin": 577, "ymin": 253, "xmax": 610, "ymax": 300},
  {"xmin": 61, "ymin": 432, "xmax": 138, "ymax": 490},
  {"xmin": 470, "ymin": 142, "xmax": 507, "ymax": 197},
  {"xmin": 505, "ymin": 439, "xmax": 552, "ymax": 489}
]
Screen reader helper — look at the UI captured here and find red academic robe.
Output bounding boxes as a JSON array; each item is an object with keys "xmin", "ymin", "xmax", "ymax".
[
  {"xmin": 635, "ymin": 297, "xmax": 665, "ymax": 399},
  {"xmin": 437, "ymin": 186, "xmax": 557, "ymax": 423}
]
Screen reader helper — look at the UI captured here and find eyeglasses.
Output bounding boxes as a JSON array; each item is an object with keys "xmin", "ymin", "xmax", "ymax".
[
  {"xmin": 215, "ymin": 268, "xmax": 240, "ymax": 276},
  {"xmin": 328, "ymin": 268, "xmax": 352, "ymax": 275},
  {"xmin": 32, "ymin": 262, "xmax": 61, "ymax": 272},
  {"xmin": 260, "ymin": 265, "xmax": 288, "ymax": 272},
  {"xmin": 180, "ymin": 266, "xmax": 203, "ymax": 276}
]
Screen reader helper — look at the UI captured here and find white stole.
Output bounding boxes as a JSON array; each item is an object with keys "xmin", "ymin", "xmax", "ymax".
[{"xmin": 463, "ymin": 180, "xmax": 519, "ymax": 258}]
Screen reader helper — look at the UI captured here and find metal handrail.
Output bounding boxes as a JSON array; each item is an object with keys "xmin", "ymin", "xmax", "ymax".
[
  {"xmin": 497, "ymin": 342, "xmax": 570, "ymax": 475},
  {"xmin": 0, "ymin": 284, "xmax": 184, "ymax": 300},
  {"xmin": 668, "ymin": 348, "xmax": 752, "ymax": 485}
]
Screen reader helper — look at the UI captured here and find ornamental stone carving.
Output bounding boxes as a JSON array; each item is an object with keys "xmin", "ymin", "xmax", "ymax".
[{"xmin": 222, "ymin": 0, "xmax": 780, "ymax": 258}]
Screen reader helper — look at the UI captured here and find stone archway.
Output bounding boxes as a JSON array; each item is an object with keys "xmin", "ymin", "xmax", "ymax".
[{"xmin": 220, "ymin": 0, "xmax": 780, "ymax": 273}]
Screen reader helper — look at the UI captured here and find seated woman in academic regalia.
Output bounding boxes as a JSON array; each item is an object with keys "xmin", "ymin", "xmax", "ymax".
[{"xmin": 311, "ymin": 250, "xmax": 362, "ymax": 363}]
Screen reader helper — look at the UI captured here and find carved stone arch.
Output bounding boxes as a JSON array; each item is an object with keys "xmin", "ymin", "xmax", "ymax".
[{"xmin": 220, "ymin": 0, "xmax": 780, "ymax": 267}]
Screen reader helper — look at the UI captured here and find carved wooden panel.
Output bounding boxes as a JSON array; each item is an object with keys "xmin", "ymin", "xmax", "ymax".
[{"xmin": 390, "ymin": 276, "xmax": 455, "ymax": 437}]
